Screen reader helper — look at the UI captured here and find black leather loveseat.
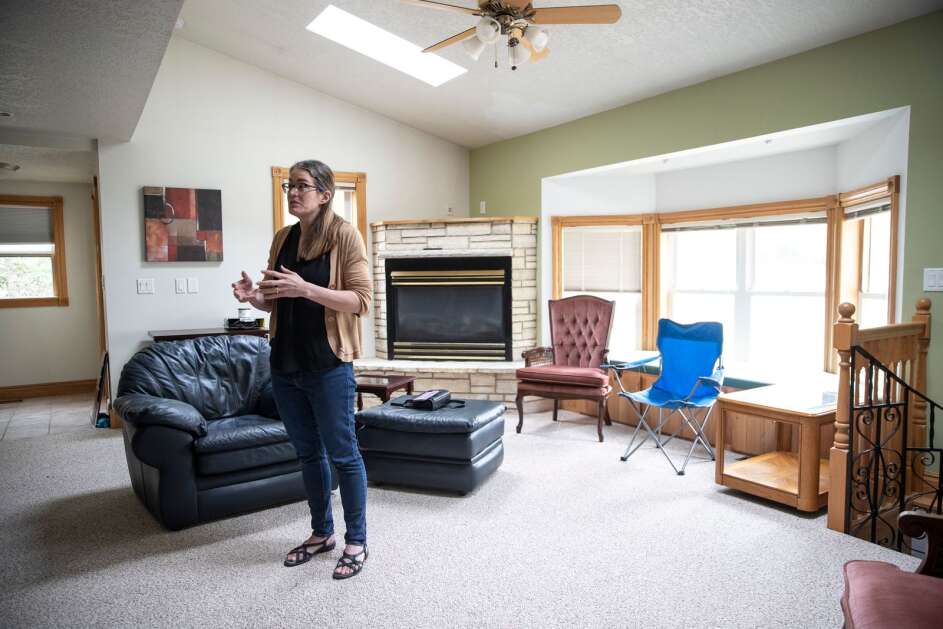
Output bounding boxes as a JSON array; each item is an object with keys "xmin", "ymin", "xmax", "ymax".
[{"xmin": 114, "ymin": 335, "xmax": 306, "ymax": 530}]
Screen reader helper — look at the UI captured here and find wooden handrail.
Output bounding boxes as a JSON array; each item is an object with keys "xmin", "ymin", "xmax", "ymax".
[{"xmin": 828, "ymin": 298, "xmax": 933, "ymax": 535}]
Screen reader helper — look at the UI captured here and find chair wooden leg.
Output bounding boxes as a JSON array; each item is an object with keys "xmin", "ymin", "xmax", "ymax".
[
  {"xmin": 552, "ymin": 399, "xmax": 559, "ymax": 421},
  {"xmin": 597, "ymin": 400, "xmax": 605, "ymax": 442},
  {"xmin": 516, "ymin": 392, "xmax": 525, "ymax": 434},
  {"xmin": 603, "ymin": 399, "xmax": 612, "ymax": 426}
]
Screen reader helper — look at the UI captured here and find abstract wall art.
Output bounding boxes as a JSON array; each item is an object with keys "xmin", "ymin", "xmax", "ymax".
[{"xmin": 143, "ymin": 186, "xmax": 223, "ymax": 262}]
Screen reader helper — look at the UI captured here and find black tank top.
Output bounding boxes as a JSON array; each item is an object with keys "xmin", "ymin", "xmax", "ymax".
[{"xmin": 270, "ymin": 224, "xmax": 341, "ymax": 373}]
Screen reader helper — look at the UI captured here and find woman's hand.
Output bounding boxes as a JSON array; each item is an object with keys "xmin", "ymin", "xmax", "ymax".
[
  {"xmin": 259, "ymin": 266, "xmax": 311, "ymax": 300},
  {"xmin": 232, "ymin": 271, "xmax": 255, "ymax": 303},
  {"xmin": 232, "ymin": 270, "xmax": 270, "ymax": 311}
]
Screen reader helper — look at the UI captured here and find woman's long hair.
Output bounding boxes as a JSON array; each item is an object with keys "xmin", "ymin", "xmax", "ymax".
[{"xmin": 290, "ymin": 159, "xmax": 342, "ymax": 259}]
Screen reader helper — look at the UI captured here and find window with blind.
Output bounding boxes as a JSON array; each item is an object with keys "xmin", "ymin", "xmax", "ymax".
[
  {"xmin": 562, "ymin": 225, "xmax": 642, "ymax": 355},
  {"xmin": 844, "ymin": 202, "xmax": 892, "ymax": 328},
  {"xmin": 660, "ymin": 214, "xmax": 828, "ymax": 374},
  {"xmin": 0, "ymin": 199, "xmax": 67, "ymax": 306}
]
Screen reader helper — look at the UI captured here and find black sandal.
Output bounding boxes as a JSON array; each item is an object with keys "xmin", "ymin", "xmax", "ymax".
[
  {"xmin": 332, "ymin": 544, "xmax": 368, "ymax": 580},
  {"xmin": 283, "ymin": 537, "xmax": 336, "ymax": 568}
]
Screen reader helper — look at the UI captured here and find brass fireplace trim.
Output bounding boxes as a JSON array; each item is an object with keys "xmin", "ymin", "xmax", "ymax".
[
  {"xmin": 392, "ymin": 281, "xmax": 504, "ymax": 286},
  {"xmin": 391, "ymin": 270, "xmax": 505, "ymax": 278},
  {"xmin": 395, "ymin": 341, "xmax": 505, "ymax": 348}
]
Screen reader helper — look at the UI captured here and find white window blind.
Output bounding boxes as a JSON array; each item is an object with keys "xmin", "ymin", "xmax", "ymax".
[
  {"xmin": 563, "ymin": 226, "xmax": 641, "ymax": 292},
  {"xmin": 0, "ymin": 206, "xmax": 53, "ymax": 245}
]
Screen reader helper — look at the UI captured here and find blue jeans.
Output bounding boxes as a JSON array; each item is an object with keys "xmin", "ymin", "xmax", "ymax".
[{"xmin": 271, "ymin": 363, "xmax": 366, "ymax": 545}]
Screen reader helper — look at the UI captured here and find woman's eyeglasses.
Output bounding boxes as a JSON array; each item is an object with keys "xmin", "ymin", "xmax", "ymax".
[{"xmin": 281, "ymin": 182, "xmax": 321, "ymax": 194}]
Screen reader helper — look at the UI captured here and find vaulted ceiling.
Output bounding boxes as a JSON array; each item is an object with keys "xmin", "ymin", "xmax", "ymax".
[{"xmin": 177, "ymin": 0, "xmax": 943, "ymax": 148}]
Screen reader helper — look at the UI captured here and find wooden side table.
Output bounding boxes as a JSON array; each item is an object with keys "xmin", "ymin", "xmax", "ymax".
[
  {"xmin": 148, "ymin": 328, "xmax": 269, "ymax": 341},
  {"xmin": 356, "ymin": 374, "xmax": 416, "ymax": 411},
  {"xmin": 715, "ymin": 382, "xmax": 837, "ymax": 512}
]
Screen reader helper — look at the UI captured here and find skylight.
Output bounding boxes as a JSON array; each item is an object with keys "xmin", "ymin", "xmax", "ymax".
[{"xmin": 306, "ymin": 5, "xmax": 466, "ymax": 87}]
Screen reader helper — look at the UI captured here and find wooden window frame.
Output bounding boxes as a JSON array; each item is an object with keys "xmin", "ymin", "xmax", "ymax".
[
  {"xmin": 0, "ymin": 194, "xmax": 69, "ymax": 308},
  {"xmin": 836, "ymin": 176, "xmax": 899, "ymax": 322},
  {"xmin": 270, "ymin": 166, "xmax": 368, "ymax": 245},
  {"xmin": 552, "ymin": 195, "xmax": 841, "ymax": 360}
]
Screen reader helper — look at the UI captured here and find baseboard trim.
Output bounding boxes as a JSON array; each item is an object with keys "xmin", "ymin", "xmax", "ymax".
[{"xmin": 0, "ymin": 379, "xmax": 97, "ymax": 401}]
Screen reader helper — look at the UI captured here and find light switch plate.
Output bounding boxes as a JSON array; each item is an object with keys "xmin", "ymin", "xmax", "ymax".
[
  {"xmin": 479, "ymin": 200, "xmax": 486, "ymax": 215},
  {"xmin": 136, "ymin": 278, "xmax": 155, "ymax": 294},
  {"xmin": 175, "ymin": 278, "xmax": 186, "ymax": 294},
  {"xmin": 187, "ymin": 277, "xmax": 199, "ymax": 293},
  {"xmin": 924, "ymin": 268, "xmax": 943, "ymax": 292}
]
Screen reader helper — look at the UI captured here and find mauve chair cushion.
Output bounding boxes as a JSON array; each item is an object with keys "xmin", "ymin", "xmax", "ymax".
[
  {"xmin": 517, "ymin": 365, "xmax": 609, "ymax": 388},
  {"xmin": 517, "ymin": 380, "xmax": 610, "ymax": 397},
  {"xmin": 841, "ymin": 560, "xmax": 943, "ymax": 629}
]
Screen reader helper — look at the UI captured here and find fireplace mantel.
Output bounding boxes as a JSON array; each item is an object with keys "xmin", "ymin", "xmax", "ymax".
[{"xmin": 371, "ymin": 217, "xmax": 538, "ymax": 361}]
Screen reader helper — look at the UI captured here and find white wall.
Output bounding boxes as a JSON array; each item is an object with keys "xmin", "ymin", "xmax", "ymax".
[
  {"xmin": 655, "ymin": 146, "xmax": 838, "ymax": 212},
  {"xmin": 0, "ymin": 180, "xmax": 99, "ymax": 387},
  {"xmin": 98, "ymin": 37, "xmax": 469, "ymax": 387},
  {"xmin": 837, "ymin": 110, "xmax": 910, "ymax": 320}
]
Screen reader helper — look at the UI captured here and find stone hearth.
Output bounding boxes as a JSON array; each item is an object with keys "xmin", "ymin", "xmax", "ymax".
[{"xmin": 363, "ymin": 217, "xmax": 541, "ymax": 410}]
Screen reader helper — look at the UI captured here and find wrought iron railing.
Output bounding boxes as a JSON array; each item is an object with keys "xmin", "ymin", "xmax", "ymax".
[{"xmin": 847, "ymin": 345, "xmax": 943, "ymax": 551}]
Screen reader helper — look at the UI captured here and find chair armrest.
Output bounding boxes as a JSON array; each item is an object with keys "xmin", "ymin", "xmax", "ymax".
[
  {"xmin": 899, "ymin": 511, "xmax": 943, "ymax": 577},
  {"xmin": 113, "ymin": 394, "xmax": 207, "ymax": 437},
  {"xmin": 602, "ymin": 355, "xmax": 660, "ymax": 371},
  {"xmin": 256, "ymin": 381, "xmax": 280, "ymax": 419},
  {"xmin": 697, "ymin": 367, "xmax": 726, "ymax": 392},
  {"xmin": 522, "ymin": 346, "xmax": 554, "ymax": 367}
]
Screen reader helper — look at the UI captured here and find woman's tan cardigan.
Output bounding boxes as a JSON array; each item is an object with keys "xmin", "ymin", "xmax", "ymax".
[{"xmin": 266, "ymin": 221, "xmax": 372, "ymax": 362}]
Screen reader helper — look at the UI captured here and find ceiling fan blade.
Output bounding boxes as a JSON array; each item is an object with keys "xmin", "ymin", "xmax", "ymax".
[
  {"xmin": 423, "ymin": 27, "xmax": 477, "ymax": 53},
  {"xmin": 400, "ymin": 0, "xmax": 481, "ymax": 16},
  {"xmin": 531, "ymin": 5, "xmax": 622, "ymax": 24}
]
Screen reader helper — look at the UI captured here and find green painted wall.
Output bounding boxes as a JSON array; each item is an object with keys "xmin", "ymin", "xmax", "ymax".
[{"xmin": 470, "ymin": 11, "xmax": 943, "ymax": 402}]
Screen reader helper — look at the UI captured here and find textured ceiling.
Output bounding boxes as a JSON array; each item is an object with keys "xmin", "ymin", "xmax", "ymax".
[
  {"xmin": 176, "ymin": 0, "xmax": 943, "ymax": 148},
  {"xmin": 0, "ymin": 0, "xmax": 184, "ymax": 142},
  {"xmin": 0, "ymin": 144, "xmax": 97, "ymax": 184}
]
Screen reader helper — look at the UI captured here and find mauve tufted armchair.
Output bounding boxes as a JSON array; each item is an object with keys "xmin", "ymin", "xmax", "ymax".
[{"xmin": 515, "ymin": 295, "xmax": 615, "ymax": 442}]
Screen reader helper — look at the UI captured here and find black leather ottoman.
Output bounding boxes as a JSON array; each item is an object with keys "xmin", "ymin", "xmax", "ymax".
[{"xmin": 356, "ymin": 397, "xmax": 505, "ymax": 494}]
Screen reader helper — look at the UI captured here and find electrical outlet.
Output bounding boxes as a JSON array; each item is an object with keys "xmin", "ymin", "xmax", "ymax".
[
  {"xmin": 187, "ymin": 277, "xmax": 199, "ymax": 293},
  {"xmin": 175, "ymin": 278, "xmax": 186, "ymax": 294},
  {"xmin": 447, "ymin": 206, "xmax": 454, "ymax": 216},
  {"xmin": 136, "ymin": 278, "xmax": 155, "ymax": 294},
  {"xmin": 479, "ymin": 200, "xmax": 486, "ymax": 215}
]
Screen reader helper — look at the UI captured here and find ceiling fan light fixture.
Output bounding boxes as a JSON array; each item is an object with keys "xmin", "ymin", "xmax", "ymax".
[
  {"xmin": 475, "ymin": 16, "xmax": 500, "ymax": 44},
  {"xmin": 510, "ymin": 43, "xmax": 530, "ymax": 69},
  {"xmin": 528, "ymin": 26, "xmax": 549, "ymax": 52},
  {"xmin": 463, "ymin": 36, "xmax": 486, "ymax": 60}
]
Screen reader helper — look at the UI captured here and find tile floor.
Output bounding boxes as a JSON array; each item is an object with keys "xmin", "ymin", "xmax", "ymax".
[{"xmin": 0, "ymin": 392, "xmax": 98, "ymax": 441}]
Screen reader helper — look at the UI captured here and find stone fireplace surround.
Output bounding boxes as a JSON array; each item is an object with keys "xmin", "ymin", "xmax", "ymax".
[{"xmin": 353, "ymin": 217, "xmax": 540, "ymax": 410}]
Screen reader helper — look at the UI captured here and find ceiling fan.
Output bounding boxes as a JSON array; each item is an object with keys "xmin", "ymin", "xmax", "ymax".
[{"xmin": 402, "ymin": 1, "xmax": 622, "ymax": 70}]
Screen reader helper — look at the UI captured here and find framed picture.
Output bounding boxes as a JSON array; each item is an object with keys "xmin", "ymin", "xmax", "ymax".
[{"xmin": 143, "ymin": 186, "xmax": 223, "ymax": 262}]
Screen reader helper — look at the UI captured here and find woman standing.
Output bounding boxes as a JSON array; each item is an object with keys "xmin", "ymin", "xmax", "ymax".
[{"xmin": 232, "ymin": 160, "xmax": 371, "ymax": 579}]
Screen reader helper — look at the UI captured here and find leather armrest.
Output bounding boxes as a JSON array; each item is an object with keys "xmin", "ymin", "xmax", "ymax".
[
  {"xmin": 113, "ymin": 393, "xmax": 207, "ymax": 437},
  {"xmin": 256, "ymin": 381, "xmax": 280, "ymax": 419}
]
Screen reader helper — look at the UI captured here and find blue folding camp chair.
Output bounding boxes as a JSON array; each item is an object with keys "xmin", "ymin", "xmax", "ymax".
[{"xmin": 604, "ymin": 319, "xmax": 724, "ymax": 475}]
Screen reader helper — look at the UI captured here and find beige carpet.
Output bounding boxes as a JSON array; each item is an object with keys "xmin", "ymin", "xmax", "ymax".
[{"xmin": 0, "ymin": 411, "xmax": 916, "ymax": 628}]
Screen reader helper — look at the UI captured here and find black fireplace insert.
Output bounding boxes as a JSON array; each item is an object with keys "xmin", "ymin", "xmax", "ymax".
[{"xmin": 385, "ymin": 256, "xmax": 512, "ymax": 361}]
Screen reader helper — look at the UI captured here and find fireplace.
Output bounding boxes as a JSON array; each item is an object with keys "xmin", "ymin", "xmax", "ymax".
[{"xmin": 385, "ymin": 257, "xmax": 513, "ymax": 361}]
